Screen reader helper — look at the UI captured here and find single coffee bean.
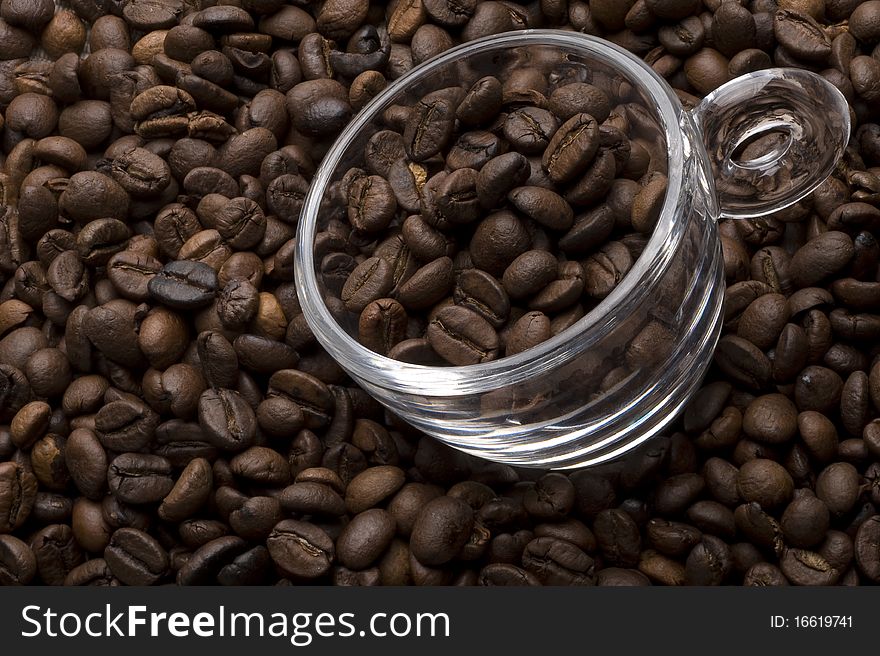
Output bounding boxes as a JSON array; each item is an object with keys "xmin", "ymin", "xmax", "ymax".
[
  {"xmin": 737, "ymin": 459, "xmax": 794, "ymax": 511},
  {"xmin": 104, "ymin": 528, "xmax": 168, "ymax": 586},
  {"xmin": 107, "ymin": 453, "xmax": 174, "ymax": 505},
  {"xmin": 427, "ymin": 305, "xmax": 500, "ymax": 366},
  {"xmin": 267, "ymin": 519, "xmax": 334, "ymax": 579},
  {"xmin": 521, "ymin": 536, "xmax": 595, "ymax": 585},
  {"xmin": 149, "ymin": 260, "xmax": 218, "ymax": 309},
  {"xmin": 780, "ymin": 548, "xmax": 839, "ymax": 586},
  {"xmin": 410, "ymin": 496, "xmax": 474, "ymax": 566},
  {"xmin": 197, "ymin": 388, "xmax": 257, "ymax": 452},
  {"xmin": 0, "ymin": 461, "xmax": 37, "ymax": 532},
  {"xmin": 0, "ymin": 534, "xmax": 36, "ymax": 585}
]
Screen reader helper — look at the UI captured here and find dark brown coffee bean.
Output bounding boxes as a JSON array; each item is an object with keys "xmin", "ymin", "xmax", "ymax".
[
  {"xmin": 503, "ymin": 106, "xmax": 558, "ymax": 156},
  {"xmin": 177, "ymin": 535, "xmax": 248, "ymax": 585},
  {"xmin": 31, "ymin": 524, "xmax": 83, "ymax": 585},
  {"xmin": 267, "ymin": 519, "xmax": 334, "ymax": 579},
  {"xmin": 346, "ymin": 465, "xmax": 406, "ymax": 515},
  {"xmin": 742, "ymin": 394, "xmax": 798, "ymax": 444},
  {"xmin": 358, "ymin": 298, "xmax": 407, "ymax": 355},
  {"xmin": 781, "ymin": 492, "xmax": 830, "ymax": 548},
  {"xmin": 348, "ymin": 175, "xmax": 397, "ymax": 233},
  {"xmin": 96, "ymin": 400, "xmax": 159, "ymax": 452},
  {"xmin": 816, "ymin": 462, "xmax": 861, "ymax": 516},
  {"xmin": 714, "ymin": 335, "xmax": 772, "ymax": 390},
  {"xmin": 396, "ymin": 257, "xmax": 454, "ymax": 310},
  {"xmin": 214, "ymin": 197, "xmax": 267, "ymax": 250},
  {"xmin": 108, "ymin": 453, "xmax": 174, "ymax": 505},
  {"xmin": 427, "ymin": 305, "xmax": 500, "ymax": 366},
  {"xmin": 521, "ymin": 536, "xmax": 595, "ymax": 585},
  {"xmin": 685, "ymin": 535, "xmax": 732, "ymax": 585},
  {"xmin": 855, "ymin": 515, "xmax": 880, "ymax": 581},
  {"xmin": 337, "ymin": 508, "xmax": 396, "ymax": 570},
  {"xmin": 341, "ymin": 256, "xmax": 395, "ymax": 313},
  {"xmin": 774, "ymin": 10, "xmax": 830, "ymax": 63},
  {"xmin": 0, "ymin": 461, "xmax": 36, "ymax": 533},
  {"xmin": 158, "ymin": 458, "xmax": 212, "ymax": 523},
  {"xmin": 542, "ymin": 113, "xmax": 599, "ymax": 184},
  {"xmin": 794, "ymin": 365, "xmax": 843, "ymax": 413},
  {"xmin": 198, "ymin": 388, "xmax": 257, "ymax": 452},
  {"xmin": 781, "ymin": 548, "xmax": 839, "ymax": 585},
  {"xmin": 737, "ymin": 458, "xmax": 794, "ymax": 511},
  {"xmin": 104, "ymin": 528, "xmax": 168, "ymax": 586},
  {"xmin": 791, "ymin": 231, "xmax": 854, "ymax": 288},
  {"xmin": 594, "ymin": 509, "xmax": 641, "ymax": 567},
  {"xmin": 799, "ymin": 411, "xmax": 840, "ymax": 463},
  {"xmin": 410, "ymin": 496, "xmax": 474, "ymax": 566},
  {"xmin": 149, "ymin": 260, "xmax": 218, "ymax": 309}
]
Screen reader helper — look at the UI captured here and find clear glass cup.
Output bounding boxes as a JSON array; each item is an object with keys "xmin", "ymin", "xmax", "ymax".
[{"xmin": 294, "ymin": 30, "xmax": 850, "ymax": 470}]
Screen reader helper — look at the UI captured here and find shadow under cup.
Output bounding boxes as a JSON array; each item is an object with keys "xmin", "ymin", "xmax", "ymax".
[{"xmin": 294, "ymin": 31, "xmax": 729, "ymax": 470}]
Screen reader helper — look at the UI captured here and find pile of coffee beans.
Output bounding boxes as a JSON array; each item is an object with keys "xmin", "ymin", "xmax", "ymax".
[
  {"xmin": 3, "ymin": 0, "xmax": 880, "ymax": 586},
  {"xmin": 317, "ymin": 55, "xmax": 668, "ymax": 365}
]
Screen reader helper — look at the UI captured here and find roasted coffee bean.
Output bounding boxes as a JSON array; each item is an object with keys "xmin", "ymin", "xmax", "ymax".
[
  {"xmin": 0, "ymin": 462, "xmax": 36, "ymax": 533},
  {"xmin": 337, "ymin": 509, "xmax": 396, "ymax": 570},
  {"xmin": 149, "ymin": 260, "xmax": 218, "ymax": 309},
  {"xmin": 341, "ymin": 256, "xmax": 394, "ymax": 313},
  {"xmin": 267, "ymin": 519, "xmax": 334, "ymax": 579},
  {"xmin": 95, "ymin": 400, "xmax": 159, "ymax": 452},
  {"xmin": 104, "ymin": 528, "xmax": 168, "ymax": 586},
  {"xmin": 198, "ymin": 388, "xmax": 257, "ymax": 452},
  {"xmin": 427, "ymin": 305, "xmax": 500, "ymax": 366},
  {"xmin": 158, "ymin": 458, "xmax": 213, "ymax": 523},
  {"xmin": 215, "ymin": 198, "xmax": 267, "ymax": 250},
  {"xmin": 358, "ymin": 298, "xmax": 407, "ymax": 355},
  {"xmin": 31, "ymin": 524, "xmax": 83, "ymax": 585},
  {"xmin": 346, "ymin": 465, "xmax": 406, "ymax": 515},
  {"xmin": 522, "ymin": 536, "xmax": 595, "ymax": 585},
  {"xmin": 108, "ymin": 454, "xmax": 174, "ymax": 505},
  {"xmin": 685, "ymin": 535, "xmax": 732, "ymax": 585},
  {"xmin": 177, "ymin": 536, "xmax": 249, "ymax": 585},
  {"xmin": 0, "ymin": 534, "xmax": 35, "ymax": 585},
  {"xmin": 737, "ymin": 458, "xmax": 794, "ymax": 511},
  {"xmin": 780, "ymin": 548, "xmax": 839, "ymax": 586},
  {"xmin": 410, "ymin": 496, "xmax": 474, "ymax": 566},
  {"xmin": 855, "ymin": 515, "xmax": 880, "ymax": 581},
  {"xmin": 816, "ymin": 462, "xmax": 861, "ymax": 517},
  {"xmin": 594, "ymin": 509, "xmax": 641, "ymax": 567}
]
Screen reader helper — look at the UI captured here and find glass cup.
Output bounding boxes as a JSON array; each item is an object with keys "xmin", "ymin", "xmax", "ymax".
[{"xmin": 294, "ymin": 30, "xmax": 849, "ymax": 470}]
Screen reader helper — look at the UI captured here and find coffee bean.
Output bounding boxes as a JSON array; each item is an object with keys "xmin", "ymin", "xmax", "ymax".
[
  {"xmin": 410, "ymin": 496, "xmax": 474, "ymax": 566},
  {"xmin": 780, "ymin": 548, "xmax": 839, "ymax": 585},
  {"xmin": 0, "ymin": 461, "xmax": 36, "ymax": 532},
  {"xmin": 737, "ymin": 459, "xmax": 794, "ymax": 511},
  {"xmin": 685, "ymin": 535, "xmax": 732, "ymax": 585},
  {"xmin": 158, "ymin": 458, "xmax": 213, "ymax": 523},
  {"xmin": 31, "ymin": 524, "xmax": 83, "ymax": 585},
  {"xmin": 522, "ymin": 536, "xmax": 595, "ymax": 585},
  {"xmin": 816, "ymin": 462, "xmax": 861, "ymax": 516},
  {"xmin": 0, "ymin": 534, "xmax": 35, "ymax": 585},
  {"xmin": 108, "ymin": 453, "xmax": 174, "ymax": 505},
  {"xmin": 198, "ymin": 388, "xmax": 257, "ymax": 452},
  {"xmin": 177, "ymin": 536, "xmax": 249, "ymax": 585},
  {"xmin": 346, "ymin": 465, "xmax": 406, "ymax": 515},
  {"xmin": 427, "ymin": 305, "xmax": 500, "ymax": 366},
  {"xmin": 104, "ymin": 528, "xmax": 168, "ymax": 585},
  {"xmin": 267, "ymin": 519, "xmax": 334, "ymax": 579},
  {"xmin": 594, "ymin": 509, "xmax": 641, "ymax": 567},
  {"xmin": 149, "ymin": 260, "xmax": 218, "ymax": 309}
]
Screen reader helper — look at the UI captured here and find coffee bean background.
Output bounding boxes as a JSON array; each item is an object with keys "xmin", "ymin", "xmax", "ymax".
[{"xmin": 2, "ymin": 0, "xmax": 880, "ymax": 586}]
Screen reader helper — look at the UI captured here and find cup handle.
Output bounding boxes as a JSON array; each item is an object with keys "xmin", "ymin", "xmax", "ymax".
[{"xmin": 688, "ymin": 68, "xmax": 850, "ymax": 220}]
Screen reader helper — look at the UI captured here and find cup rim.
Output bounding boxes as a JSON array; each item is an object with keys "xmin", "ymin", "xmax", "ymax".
[{"xmin": 294, "ymin": 29, "xmax": 687, "ymax": 395}]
